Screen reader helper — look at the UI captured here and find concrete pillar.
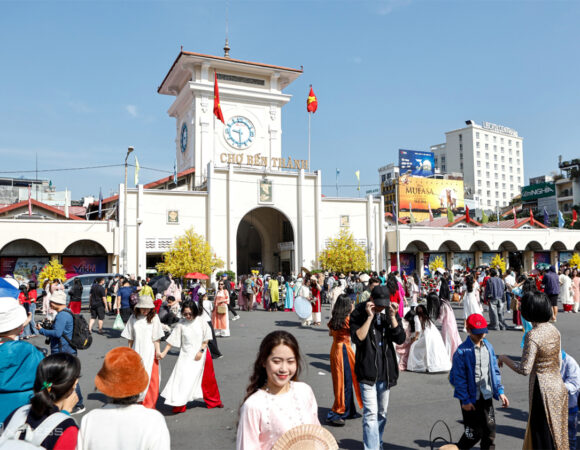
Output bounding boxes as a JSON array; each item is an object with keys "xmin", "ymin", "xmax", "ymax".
[
  {"xmin": 379, "ymin": 195, "xmax": 386, "ymax": 270},
  {"xmin": 296, "ymin": 169, "xmax": 304, "ymax": 274},
  {"xmin": 136, "ymin": 185, "xmax": 145, "ymax": 279},
  {"xmin": 418, "ymin": 252, "xmax": 425, "ymax": 277},
  {"xmin": 447, "ymin": 252, "xmax": 454, "ymax": 270},
  {"xmin": 524, "ymin": 251, "xmax": 534, "ymax": 272},
  {"xmin": 550, "ymin": 250, "xmax": 558, "ymax": 268},
  {"xmin": 314, "ymin": 170, "xmax": 322, "ymax": 268},
  {"xmin": 366, "ymin": 195, "xmax": 373, "ymax": 268},
  {"xmin": 501, "ymin": 250, "xmax": 509, "ymax": 270},
  {"xmin": 206, "ymin": 163, "xmax": 214, "ymax": 246},
  {"xmin": 118, "ymin": 183, "xmax": 125, "ymax": 275},
  {"xmin": 227, "ymin": 165, "xmax": 236, "ymax": 272},
  {"xmin": 474, "ymin": 250, "xmax": 483, "ymax": 267}
]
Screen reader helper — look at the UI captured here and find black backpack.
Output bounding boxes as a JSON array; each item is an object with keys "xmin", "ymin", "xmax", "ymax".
[{"xmin": 61, "ymin": 310, "xmax": 92, "ymax": 350}]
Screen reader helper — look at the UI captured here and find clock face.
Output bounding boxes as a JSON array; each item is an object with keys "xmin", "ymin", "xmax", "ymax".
[
  {"xmin": 180, "ymin": 123, "xmax": 188, "ymax": 153},
  {"xmin": 224, "ymin": 116, "xmax": 255, "ymax": 150}
]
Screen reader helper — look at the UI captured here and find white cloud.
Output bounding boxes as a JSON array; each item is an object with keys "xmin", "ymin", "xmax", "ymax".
[
  {"xmin": 376, "ymin": 0, "xmax": 411, "ymax": 16},
  {"xmin": 125, "ymin": 104, "xmax": 139, "ymax": 117},
  {"xmin": 67, "ymin": 101, "xmax": 93, "ymax": 114}
]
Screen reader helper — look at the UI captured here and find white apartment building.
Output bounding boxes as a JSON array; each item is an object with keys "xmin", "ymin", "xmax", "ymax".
[{"xmin": 431, "ymin": 120, "xmax": 524, "ymax": 209}]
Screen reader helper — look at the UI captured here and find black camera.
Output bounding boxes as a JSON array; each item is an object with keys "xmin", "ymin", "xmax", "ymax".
[{"xmin": 40, "ymin": 318, "xmax": 54, "ymax": 330}]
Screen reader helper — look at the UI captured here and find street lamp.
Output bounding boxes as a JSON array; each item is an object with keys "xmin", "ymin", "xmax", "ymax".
[{"xmin": 123, "ymin": 146, "xmax": 134, "ymax": 275}]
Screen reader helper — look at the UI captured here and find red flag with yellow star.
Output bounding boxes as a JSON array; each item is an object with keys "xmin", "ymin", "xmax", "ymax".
[
  {"xmin": 213, "ymin": 72, "xmax": 224, "ymax": 124},
  {"xmin": 307, "ymin": 86, "xmax": 318, "ymax": 113}
]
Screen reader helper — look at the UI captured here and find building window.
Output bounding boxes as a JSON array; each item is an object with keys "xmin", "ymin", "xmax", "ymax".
[
  {"xmin": 502, "ymin": 174, "xmax": 505, "ymax": 180},
  {"xmin": 516, "ymin": 141, "xmax": 520, "ymax": 148},
  {"xmin": 494, "ymin": 155, "xmax": 497, "ymax": 161},
  {"xmin": 495, "ymin": 182, "xmax": 498, "ymax": 188},
  {"xmin": 517, "ymin": 168, "xmax": 520, "ymax": 174},
  {"xmin": 476, "ymin": 132, "xmax": 480, "ymax": 138},
  {"xmin": 494, "ymin": 164, "xmax": 498, "ymax": 170},
  {"xmin": 477, "ymin": 180, "xmax": 482, "ymax": 186},
  {"xmin": 517, "ymin": 159, "xmax": 520, "ymax": 165},
  {"xmin": 510, "ymin": 184, "xmax": 514, "ymax": 190},
  {"xmin": 509, "ymin": 158, "xmax": 512, "ymax": 163},
  {"xmin": 460, "ymin": 144, "xmax": 463, "ymax": 151},
  {"xmin": 477, "ymin": 170, "xmax": 481, "ymax": 176},
  {"xmin": 477, "ymin": 161, "xmax": 481, "ymax": 167},
  {"xmin": 510, "ymin": 176, "xmax": 513, "ymax": 181},
  {"xmin": 494, "ymin": 145, "xmax": 497, "ymax": 151},
  {"xmin": 485, "ymin": 144, "xmax": 489, "ymax": 150},
  {"xmin": 493, "ymin": 136, "xmax": 497, "ymax": 142},
  {"xmin": 459, "ymin": 134, "xmax": 462, "ymax": 141},
  {"xmin": 486, "ymin": 171, "xmax": 490, "ymax": 178},
  {"xmin": 509, "ymin": 148, "xmax": 512, "ymax": 155},
  {"xmin": 486, "ymin": 162, "xmax": 490, "ymax": 169},
  {"xmin": 496, "ymin": 201, "xmax": 499, "ymax": 206},
  {"xmin": 486, "ymin": 181, "xmax": 490, "ymax": 187},
  {"xmin": 502, "ymin": 183, "xmax": 506, "ymax": 189},
  {"xmin": 478, "ymin": 189, "xmax": 482, "ymax": 195},
  {"xmin": 500, "ymin": 137, "xmax": 504, "ymax": 143},
  {"xmin": 509, "ymin": 166, "xmax": 513, "ymax": 173},
  {"xmin": 441, "ymin": 156, "xmax": 446, "ymax": 162},
  {"xmin": 485, "ymin": 153, "xmax": 489, "ymax": 159},
  {"xmin": 501, "ymin": 147, "xmax": 504, "ymax": 153},
  {"xmin": 495, "ymin": 173, "xmax": 498, "ymax": 179},
  {"xmin": 516, "ymin": 150, "xmax": 520, "ymax": 157},
  {"xmin": 442, "ymin": 165, "xmax": 446, "ymax": 171},
  {"xmin": 487, "ymin": 190, "xmax": 491, "ymax": 197},
  {"xmin": 508, "ymin": 139, "xmax": 512, "ymax": 145},
  {"xmin": 485, "ymin": 134, "xmax": 488, "ymax": 140},
  {"xmin": 476, "ymin": 151, "xmax": 481, "ymax": 157},
  {"xmin": 501, "ymin": 156, "xmax": 504, "ymax": 162},
  {"xmin": 476, "ymin": 142, "xmax": 480, "ymax": 148},
  {"xmin": 487, "ymin": 200, "xmax": 491, "ymax": 206}
]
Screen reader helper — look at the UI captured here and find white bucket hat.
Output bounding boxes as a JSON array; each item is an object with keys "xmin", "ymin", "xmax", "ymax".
[
  {"xmin": 0, "ymin": 299, "xmax": 27, "ymax": 333},
  {"xmin": 135, "ymin": 296, "xmax": 155, "ymax": 309},
  {"xmin": 50, "ymin": 290, "xmax": 67, "ymax": 305}
]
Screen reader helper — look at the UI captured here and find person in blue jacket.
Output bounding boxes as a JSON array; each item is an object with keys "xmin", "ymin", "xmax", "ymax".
[
  {"xmin": 449, "ymin": 313, "xmax": 509, "ymax": 450},
  {"xmin": 0, "ymin": 298, "xmax": 45, "ymax": 426}
]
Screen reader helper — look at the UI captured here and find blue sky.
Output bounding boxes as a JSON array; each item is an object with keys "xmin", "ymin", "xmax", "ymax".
[{"xmin": 1, "ymin": 0, "xmax": 579, "ymax": 200}]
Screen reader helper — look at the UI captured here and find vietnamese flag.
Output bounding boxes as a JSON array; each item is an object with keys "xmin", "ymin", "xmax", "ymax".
[
  {"xmin": 573, "ymin": 210, "xmax": 578, "ymax": 226},
  {"xmin": 307, "ymin": 86, "xmax": 318, "ymax": 113},
  {"xmin": 213, "ymin": 72, "xmax": 225, "ymax": 124},
  {"xmin": 530, "ymin": 208, "xmax": 535, "ymax": 226},
  {"xmin": 465, "ymin": 206, "xmax": 470, "ymax": 223}
]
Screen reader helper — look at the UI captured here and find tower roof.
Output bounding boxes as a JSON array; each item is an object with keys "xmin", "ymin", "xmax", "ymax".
[{"xmin": 158, "ymin": 50, "xmax": 303, "ymax": 96}]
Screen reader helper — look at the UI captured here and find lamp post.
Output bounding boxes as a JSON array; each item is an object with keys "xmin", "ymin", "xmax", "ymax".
[{"xmin": 123, "ymin": 146, "xmax": 134, "ymax": 275}]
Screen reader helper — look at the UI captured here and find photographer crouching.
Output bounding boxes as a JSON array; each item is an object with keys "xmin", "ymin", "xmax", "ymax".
[{"xmin": 36, "ymin": 290, "xmax": 85, "ymax": 414}]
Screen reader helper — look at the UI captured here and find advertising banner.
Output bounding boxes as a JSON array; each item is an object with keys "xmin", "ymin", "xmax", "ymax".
[
  {"xmin": 521, "ymin": 182, "xmax": 556, "ymax": 201},
  {"xmin": 0, "ymin": 257, "xmax": 50, "ymax": 284},
  {"xmin": 62, "ymin": 256, "xmax": 107, "ymax": 279},
  {"xmin": 481, "ymin": 253, "xmax": 499, "ymax": 267},
  {"xmin": 453, "ymin": 253, "xmax": 475, "ymax": 270},
  {"xmin": 398, "ymin": 176, "xmax": 464, "ymax": 219},
  {"xmin": 424, "ymin": 252, "xmax": 446, "ymax": 276},
  {"xmin": 533, "ymin": 252, "xmax": 551, "ymax": 267},
  {"xmin": 398, "ymin": 150, "xmax": 435, "ymax": 177},
  {"xmin": 559, "ymin": 251, "xmax": 574, "ymax": 267},
  {"xmin": 390, "ymin": 253, "xmax": 416, "ymax": 275}
]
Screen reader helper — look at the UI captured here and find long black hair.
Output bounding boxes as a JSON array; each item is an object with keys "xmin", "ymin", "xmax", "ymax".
[
  {"xmin": 328, "ymin": 295, "xmax": 352, "ymax": 331},
  {"xmin": 415, "ymin": 304, "xmax": 433, "ymax": 331},
  {"xmin": 181, "ymin": 300, "xmax": 200, "ymax": 318},
  {"xmin": 465, "ymin": 275, "xmax": 474, "ymax": 293},
  {"xmin": 30, "ymin": 353, "xmax": 81, "ymax": 418},
  {"xmin": 404, "ymin": 309, "xmax": 417, "ymax": 333},
  {"xmin": 426, "ymin": 292, "xmax": 442, "ymax": 320}
]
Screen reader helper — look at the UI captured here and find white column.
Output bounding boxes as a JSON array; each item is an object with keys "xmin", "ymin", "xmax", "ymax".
[
  {"xmin": 366, "ymin": 195, "xmax": 373, "ymax": 268},
  {"xmin": 314, "ymin": 170, "xmax": 322, "ymax": 267},
  {"xmin": 199, "ymin": 113, "xmax": 210, "ymax": 186},
  {"xmin": 206, "ymin": 162, "xmax": 214, "ymax": 247},
  {"xmin": 118, "ymin": 183, "xmax": 125, "ymax": 274},
  {"xmin": 379, "ymin": 195, "xmax": 386, "ymax": 269},
  {"xmin": 136, "ymin": 184, "xmax": 145, "ymax": 279},
  {"xmin": 227, "ymin": 165, "xmax": 236, "ymax": 272},
  {"xmin": 296, "ymin": 169, "xmax": 305, "ymax": 274}
]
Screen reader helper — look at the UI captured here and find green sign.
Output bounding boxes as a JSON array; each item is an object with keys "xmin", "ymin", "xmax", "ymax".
[{"xmin": 521, "ymin": 182, "xmax": 555, "ymax": 201}]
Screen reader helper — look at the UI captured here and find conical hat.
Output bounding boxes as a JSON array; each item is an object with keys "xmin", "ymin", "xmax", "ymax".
[{"xmin": 272, "ymin": 424, "xmax": 338, "ymax": 450}]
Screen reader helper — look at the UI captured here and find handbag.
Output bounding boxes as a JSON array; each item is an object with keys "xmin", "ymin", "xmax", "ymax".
[
  {"xmin": 113, "ymin": 313, "xmax": 124, "ymax": 330},
  {"xmin": 217, "ymin": 304, "xmax": 228, "ymax": 315},
  {"xmin": 429, "ymin": 420, "xmax": 455, "ymax": 450}
]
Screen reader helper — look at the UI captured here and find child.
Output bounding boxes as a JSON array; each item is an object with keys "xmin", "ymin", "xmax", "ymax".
[
  {"xmin": 560, "ymin": 350, "xmax": 580, "ymax": 450},
  {"xmin": 121, "ymin": 296, "xmax": 164, "ymax": 409},
  {"xmin": 237, "ymin": 331, "xmax": 319, "ymax": 449},
  {"xmin": 326, "ymin": 295, "xmax": 362, "ymax": 426},
  {"xmin": 449, "ymin": 314, "xmax": 509, "ymax": 449}
]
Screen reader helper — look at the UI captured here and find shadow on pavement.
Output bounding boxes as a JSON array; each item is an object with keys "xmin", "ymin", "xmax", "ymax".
[
  {"xmin": 496, "ymin": 423, "xmax": 526, "ymax": 439},
  {"xmin": 307, "ymin": 353, "xmax": 330, "ymax": 361},
  {"xmin": 499, "ymin": 406, "xmax": 529, "ymax": 423},
  {"xmin": 310, "ymin": 361, "xmax": 331, "ymax": 371}
]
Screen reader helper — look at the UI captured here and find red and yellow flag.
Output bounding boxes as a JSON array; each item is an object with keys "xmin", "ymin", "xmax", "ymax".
[
  {"xmin": 213, "ymin": 72, "xmax": 225, "ymax": 124},
  {"xmin": 306, "ymin": 86, "xmax": 318, "ymax": 113}
]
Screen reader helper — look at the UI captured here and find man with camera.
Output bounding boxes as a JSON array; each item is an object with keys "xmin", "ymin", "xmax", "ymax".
[
  {"xmin": 350, "ymin": 285, "xmax": 406, "ymax": 450},
  {"xmin": 36, "ymin": 290, "xmax": 85, "ymax": 414}
]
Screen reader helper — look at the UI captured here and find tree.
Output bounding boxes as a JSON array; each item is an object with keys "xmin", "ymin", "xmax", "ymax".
[
  {"xmin": 38, "ymin": 258, "xmax": 67, "ymax": 285},
  {"xmin": 490, "ymin": 254, "xmax": 506, "ymax": 273},
  {"xmin": 318, "ymin": 229, "xmax": 369, "ymax": 273},
  {"xmin": 156, "ymin": 227, "xmax": 224, "ymax": 278},
  {"xmin": 569, "ymin": 253, "xmax": 580, "ymax": 269},
  {"xmin": 429, "ymin": 256, "xmax": 445, "ymax": 273}
]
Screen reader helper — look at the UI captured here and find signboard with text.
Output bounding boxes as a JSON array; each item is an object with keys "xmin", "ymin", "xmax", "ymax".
[
  {"xmin": 397, "ymin": 176, "xmax": 465, "ymax": 221},
  {"xmin": 521, "ymin": 182, "xmax": 556, "ymax": 201}
]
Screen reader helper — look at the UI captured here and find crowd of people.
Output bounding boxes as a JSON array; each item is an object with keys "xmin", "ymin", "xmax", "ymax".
[{"xmin": 0, "ymin": 263, "xmax": 579, "ymax": 449}]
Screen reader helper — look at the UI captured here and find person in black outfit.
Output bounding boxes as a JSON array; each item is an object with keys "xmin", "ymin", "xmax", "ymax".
[
  {"xmin": 88, "ymin": 278, "xmax": 107, "ymax": 334},
  {"xmin": 350, "ymin": 285, "xmax": 406, "ymax": 450}
]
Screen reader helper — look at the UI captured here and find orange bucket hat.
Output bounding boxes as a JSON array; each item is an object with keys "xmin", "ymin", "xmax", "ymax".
[{"xmin": 95, "ymin": 347, "xmax": 149, "ymax": 398}]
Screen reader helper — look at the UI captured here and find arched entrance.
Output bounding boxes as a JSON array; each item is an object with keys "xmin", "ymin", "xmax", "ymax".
[
  {"xmin": 236, "ymin": 207, "xmax": 294, "ymax": 276},
  {"xmin": 0, "ymin": 239, "xmax": 50, "ymax": 281}
]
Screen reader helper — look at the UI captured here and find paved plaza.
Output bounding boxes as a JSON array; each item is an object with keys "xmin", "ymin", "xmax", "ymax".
[{"xmin": 34, "ymin": 304, "xmax": 579, "ymax": 449}]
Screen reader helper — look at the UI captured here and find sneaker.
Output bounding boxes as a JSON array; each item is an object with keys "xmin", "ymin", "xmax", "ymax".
[
  {"xmin": 514, "ymin": 325, "xmax": 523, "ymax": 330},
  {"xmin": 71, "ymin": 405, "xmax": 86, "ymax": 415},
  {"xmin": 326, "ymin": 418, "xmax": 345, "ymax": 427},
  {"xmin": 232, "ymin": 316, "xmax": 240, "ymax": 321}
]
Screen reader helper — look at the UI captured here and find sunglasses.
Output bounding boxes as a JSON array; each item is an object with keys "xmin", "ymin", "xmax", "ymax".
[{"xmin": 183, "ymin": 312, "xmax": 193, "ymax": 317}]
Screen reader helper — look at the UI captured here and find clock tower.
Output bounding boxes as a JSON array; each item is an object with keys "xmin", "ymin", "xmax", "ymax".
[{"xmin": 158, "ymin": 50, "xmax": 303, "ymax": 186}]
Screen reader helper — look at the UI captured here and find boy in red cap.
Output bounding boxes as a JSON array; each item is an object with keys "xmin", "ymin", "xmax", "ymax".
[{"xmin": 449, "ymin": 314, "xmax": 509, "ymax": 449}]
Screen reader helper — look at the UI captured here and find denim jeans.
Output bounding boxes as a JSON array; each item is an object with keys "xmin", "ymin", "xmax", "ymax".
[
  {"xmin": 488, "ymin": 298, "xmax": 508, "ymax": 330},
  {"xmin": 360, "ymin": 381, "xmax": 390, "ymax": 450},
  {"xmin": 26, "ymin": 302, "xmax": 39, "ymax": 336},
  {"xmin": 569, "ymin": 408, "xmax": 578, "ymax": 450}
]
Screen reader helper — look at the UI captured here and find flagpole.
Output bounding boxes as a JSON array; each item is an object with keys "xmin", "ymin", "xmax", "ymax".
[
  {"xmin": 308, "ymin": 112, "xmax": 311, "ymax": 172},
  {"xmin": 336, "ymin": 169, "xmax": 339, "ymax": 197},
  {"xmin": 395, "ymin": 180, "xmax": 400, "ymax": 273}
]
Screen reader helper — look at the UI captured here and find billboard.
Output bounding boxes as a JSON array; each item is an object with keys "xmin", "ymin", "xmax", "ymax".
[
  {"xmin": 398, "ymin": 150, "xmax": 435, "ymax": 177},
  {"xmin": 0, "ymin": 257, "xmax": 50, "ymax": 284},
  {"xmin": 62, "ymin": 256, "xmax": 108, "ymax": 279},
  {"xmin": 398, "ymin": 176, "xmax": 465, "ymax": 221},
  {"xmin": 521, "ymin": 182, "xmax": 555, "ymax": 201}
]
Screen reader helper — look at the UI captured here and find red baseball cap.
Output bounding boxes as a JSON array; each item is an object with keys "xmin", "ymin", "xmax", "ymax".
[{"xmin": 466, "ymin": 314, "xmax": 488, "ymax": 334}]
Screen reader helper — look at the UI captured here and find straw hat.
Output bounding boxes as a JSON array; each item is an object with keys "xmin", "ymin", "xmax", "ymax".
[
  {"xmin": 50, "ymin": 290, "xmax": 67, "ymax": 305},
  {"xmin": 273, "ymin": 424, "xmax": 338, "ymax": 450},
  {"xmin": 95, "ymin": 347, "xmax": 149, "ymax": 398},
  {"xmin": 0, "ymin": 299, "xmax": 27, "ymax": 333},
  {"xmin": 359, "ymin": 273, "xmax": 370, "ymax": 283},
  {"xmin": 135, "ymin": 296, "xmax": 155, "ymax": 309}
]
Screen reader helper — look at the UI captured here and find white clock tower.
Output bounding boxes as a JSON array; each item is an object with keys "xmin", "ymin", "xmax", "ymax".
[{"xmin": 158, "ymin": 49, "xmax": 303, "ymax": 186}]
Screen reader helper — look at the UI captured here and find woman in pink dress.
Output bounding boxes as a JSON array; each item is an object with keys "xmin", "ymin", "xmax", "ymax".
[
  {"xmin": 212, "ymin": 282, "xmax": 230, "ymax": 337},
  {"xmin": 427, "ymin": 292, "xmax": 461, "ymax": 360},
  {"xmin": 572, "ymin": 269, "xmax": 580, "ymax": 313},
  {"xmin": 237, "ymin": 331, "xmax": 319, "ymax": 450}
]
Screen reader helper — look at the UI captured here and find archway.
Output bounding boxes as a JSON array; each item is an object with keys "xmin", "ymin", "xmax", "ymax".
[
  {"xmin": 404, "ymin": 240, "xmax": 430, "ymax": 252},
  {"xmin": 0, "ymin": 239, "xmax": 48, "ymax": 257},
  {"xmin": 0, "ymin": 239, "xmax": 49, "ymax": 280},
  {"xmin": 438, "ymin": 240, "xmax": 462, "ymax": 252},
  {"xmin": 469, "ymin": 240, "xmax": 491, "ymax": 252},
  {"xmin": 236, "ymin": 207, "xmax": 294, "ymax": 277}
]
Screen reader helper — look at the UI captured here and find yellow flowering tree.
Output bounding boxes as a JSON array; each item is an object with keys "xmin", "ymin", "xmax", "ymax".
[
  {"xmin": 38, "ymin": 258, "xmax": 67, "ymax": 284},
  {"xmin": 569, "ymin": 253, "xmax": 580, "ymax": 269},
  {"xmin": 156, "ymin": 227, "xmax": 224, "ymax": 278},
  {"xmin": 490, "ymin": 254, "xmax": 507, "ymax": 273},
  {"xmin": 429, "ymin": 256, "xmax": 445, "ymax": 273},
  {"xmin": 318, "ymin": 229, "xmax": 369, "ymax": 273}
]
